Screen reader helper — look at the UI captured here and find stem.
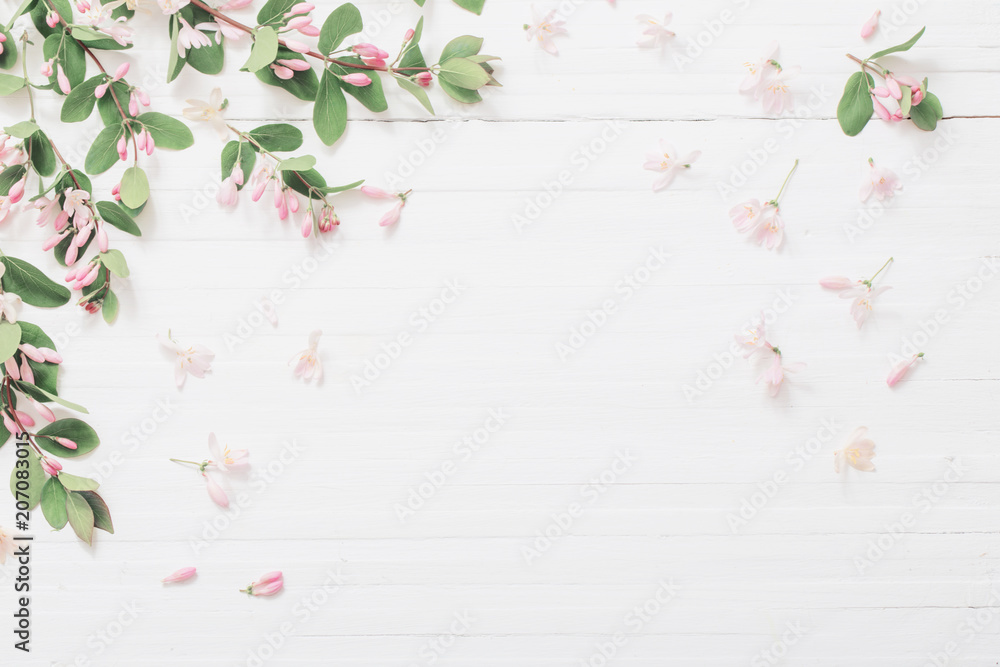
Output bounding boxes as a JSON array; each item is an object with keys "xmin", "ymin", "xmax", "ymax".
[
  {"xmin": 869, "ymin": 257, "xmax": 893, "ymax": 283},
  {"xmin": 2, "ymin": 378, "xmax": 45, "ymax": 458},
  {"xmin": 846, "ymin": 54, "xmax": 886, "ymax": 77},
  {"xmin": 230, "ymin": 124, "xmax": 329, "ymax": 205},
  {"xmin": 773, "ymin": 159, "xmax": 799, "ymax": 204},
  {"xmin": 4, "ymin": 0, "xmax": 33, "ymax": 32},
  {"xmin": 169, "ymin": 458, "xmax": 202, "ymax": 466},
  {"xmin": 20, "ymin": 35, "xmax": 34, "ymax": 121},
  {"xmin": 189, "ymin": 0, "xmax": 428, "ymax": 72}
]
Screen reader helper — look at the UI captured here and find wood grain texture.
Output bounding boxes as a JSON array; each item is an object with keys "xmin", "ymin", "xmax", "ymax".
[{"xmin": 0, "ymin": 0, "xmax": 998, "ymax": 664}]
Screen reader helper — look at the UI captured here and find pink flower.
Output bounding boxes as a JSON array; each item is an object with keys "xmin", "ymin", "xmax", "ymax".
[
  {"xmin": 643, "ymin": 140, "xmax": 700, "ymax": 192},
  {"xmin": 834, "ymin": 427, "xmax": 876, "ymax": 473},
  {"xmin": 735, "ymin": 314, "xmax": 769, "ymax": 359},
  {"xmin": 360, "ymin": 186, "xmax": 395, "ymax": 199},
  {"xmin": 340, "ymin": 73, "xmax": 371, "ymax": 87},
  {"xmin": 162, "ymin": 567, "xmax": 197, "ymax": 583},
  {"xmin": 524, "ymin": 6, "xmax": 567, "ymax": 56},
  {"xmin": 46, "ymin": 11, "xmax": 60, "ymax": 28},
  {"xmin": 217, "ymin": 165, "xmax": 242, "ymax": 206},
  {"xmin": 729, "ymin": 198, "xmax": 772, "ymax": 234},
  {"xmin": 158, "ymin": 333, "xmax": 214, "ymax": 387},
  {"xmin": 756, "ymin": 348, "xmax": 805, "ymax": 397},
  {"xmin": 243, "ymin": 571, "xmax": 284, "ymax": 596},
  {"xmin": 208, "ymin": 432, "xmax": 249, "ymax": 472},
  {"xmin": 404, "ymin": 29, "xmax": 415, "ymax": 42},
  {"xmin": 759, "ymin": 65, "xmax": 799, "ymax": 114},
  {"xmin": 352, "ymin": 43, "xmax": 387, "ymax": 60},
  {"xmin": 859, "ymin": 158, "xmax": 901, "ymax": 202},
  {"xmin": 887, "ymin": 352, "xmax": 923, "ymax": 387},
  {"xmin": 56, "ymin": 65, "xmax": 71, "ymax": 94},
  {"xmin": 40, "ymin": 457, "xmax": 61, "ymax": 476},
  {"xmin": 819, "ymin": 276, "xmax": 858, "ymax": 291},
  {"xmin": 413, "ymin": 71, "xmax": 433, "ymax": 87},
  {"xmin": 300, "ymin": 210, "xmax": 313, "ymax": 237},
  {"xmin": 911, "ymin": 86, "xmax": 925, "ymax": 106},
  {"xmin": 860, "ymin": 10, "xmax": 880, "ymax": 38},
  {"xmin": 40, "ymin": 59, "xmax": 54, "ymax": 77},
  {"xmin": 362, "ymin": 186, "xmax": 409, "ymax": 226},
  {"xmin": 846, "ymin": 285, "xmax": 891, "ymax": 329},
  {"xmin": 277, "ymin": 58, "xmax": 310, "ymax": 72},
  {"xmin": 8, "ymin": 177, "xmax": 25, "ymax": 204},
  {"xmin": 285, "ymin": 39, "xmax": 310, "ymax": 54},
  {"xmin": 271, "ymin": 64, "xmax": 294, "ymax": 80},
  {"xmin": 203, "ymin": 472, "xmax": 229, "ymax": 507},
  {"xmin": 378, "ymin": 201, "xmax": 403, "ymax": 227},
  {"xmin": 30, "ymin": 398, "xmax": 55, "ymax": 423},
  {"xmin": 635, "ymin": 13, "xmax": 674, "ymax": 48},
  {"xmin": 290, "ymin": 329, "xmax": 322, "ymax": 381},
  {"xmin": 177, "ymin": 17, "xmax": 211, "ymax": 57},
  {"xmin": 740, "ymin": 41, "xmax": 779, "ymax": 97}
]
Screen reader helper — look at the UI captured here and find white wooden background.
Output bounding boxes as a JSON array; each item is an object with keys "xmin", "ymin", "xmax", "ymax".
[{"xmin": 1, "ymin": 0, "xmax": 999, "ymax": 664}]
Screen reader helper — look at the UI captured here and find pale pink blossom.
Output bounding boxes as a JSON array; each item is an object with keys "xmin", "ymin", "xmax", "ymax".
[
  {"xmin": 818, "ymin": 276, "xmax": 858, "ymax": 290},
  {"xmin": 243, "ymin": 571, "xmax": 284, "ymax": 596},
  {"xmin": 8, "ymin": 177, "xmax": 25, "ymax": 204},
  {"xmin": 635, "ymin": 13, "xmax": 674, "ymax": 48},
  {"xmin": 30, "ymin": 398, "xmax": 55, "ymax": 423},
  {"xmin": 847, "ymin": 285, "xmax": 892, "ymax": 329},
  {"xmin": 290, "ymin": 329, "xmax": 322, "ymax": 382},
  {"xmin": 759, "ymin": 64, "xmax": 799, "ymax": 114},
  {"xmin": 378, "ymin": 201, "xmax": 403, "ymax": 227},
  {"xmin": 158, "ymin": 333, "xmax": 214, "ymax": 387},
  {"xmin": 860, "ymin": 10, "xmax": 880, "ymax": 38},
  {"xmin": 352, "ymin": 43, "xmax": 388, "ymax": 60},
  {"xmin": 729, "ymin": 199, "xmax": 774, "ymax": 234},
  {"xmin": 643, "ymin": 140, "xmax": 700, "ymax": 192},
  {"xmin": 217, "ymin": 165, "xmax": 242, "ymax": 206},
  {"xmin": 197, "ymin": 20, "xmax": 244, "ymax": 43},
  {"xmin": 340, "ymin": 73, "xmax": 371, "ymax": 86},
  {"xmin": 156, "ymin": 0, "xmax": 188, "ymax": 14},
  {"xmin": 56, "ymin": 65, "xmax": 71, "ymax": 94},
  {"xmin": 413, "ymin": 71, "xmax": 433, "ymax": 87},
  {"xmin": 524, "ymin": 6, "xmax": 567, "ymax": 56},
  {"xmin": 177, "ymin": 17, "xmax": 211, "ymax": 56},
  {"xmin": 182, "ymin": 88, "xmax": 228, "ymax": 140},
  {"xmin": 63, "ymin": 188, "xmax": 92, "ymax": 222},
  {"xmin": 887, "ymin": 352, "xmax": 923, "ymax": 387},
  {"xmin": 46, "ymin": 11, "xmax": 60, "ymax": 28},
  {"xmin": 40, "ymin": 457, "xmax": 61, "ymax": 476},
  {"xmin": 40, "ymin": 59, "xmax": 54, "ymax": 77},
  {"xmin": 752, "ymin": 208, "xmax": 784, "ymax": 250},
  {"xmin": 740, "ymin": 41, "xmax": 779, "ymax": 97},
  {"xmin": 735, "ymin": 314, "xmax": 769, "ymax": 359},
  {"xmin": 834, "ymin": 427, "xmax": 876, "ymax": 473},
  {"xmin": 757, "ymin": 348, "xmax": 805, "ymax": 397},
  {"xmin": 208, "ymin": 432, "xmax": 249, "ymax": 472},
  {"xmin": 162, "ymin": 566, "xmax": 197, "ymax": 583},
  {"xmin": 285, "ymin": 39, "xmax": 310, "ymax": 54},
  {"xmin": 203, "ymin": 471, "xmax": 229, "ymax": 507},
  {"xmin": 271, "ymin": 64, "xmax": 294, "ymax": 79},
  {"xmin": 103, "ymin": 17, "xmax": 134, "ymax": 47},
  {"xmin": 0, "ymin": 526, "xmax": 14, "ymax": 565},
  {"xmin": 859, "ymin": 158, "xmax": 901, "ymax": 202}
]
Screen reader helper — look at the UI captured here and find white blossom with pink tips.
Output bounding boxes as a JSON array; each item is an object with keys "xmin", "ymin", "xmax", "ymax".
[
  {"xmin": 158, "ymin": 332, "xmax": 214, "ymax": 387},
  {"xmin": 171, "ymin": 433, "xmax": 249, "ymax": 508},
  {"xmin": 736, "ymin": 313, "xmax": 804, "ymax": 397},
  {"xmin": 756, "ymin": 347, "xmax": 805, "ymax": 397},
  {"xmin": 887, "ymin": 352, "xmax": 924, "ymax": 387},
  {"xmin": 361, "ymin": 186, "xmax": 410, "ymax": 227},
  {"xmin": 291, "ymin": 329, "xmax": 323, "ymax": 382},
  {"xmin": 729, "ymin": 160, "xmax": 797, "ymax": 250},
  {"xmin": 834, "ymin": 427, "xmax": 877, "ymax": 473},
  {"xmin": 859, "ymin": 158, "xmax": 901, "ymax": 202},
  {"xmin": 643, "ymin": 140, "xmax": 699, "ymax": 193},
  {"xmin": 636, "ymin": 13, "xmax": 674, "ymax": 48},
  {"xmin": 524, "ymin": 6, "xmax": 567, "ymax": 56},
  {"xmin": 741, "ymin": 41, "xmax": 798, "ymax": 114},
  {"xmin": 819, "ymin": 257, "xmax": 893, "ymax": 329},
  {"xmin": 860, "ymin": 10, "xmax": 880, "ymax": 38},
  {"xmin": 182, "ymin": 88, "xmax": 228, "ymax": 140}
]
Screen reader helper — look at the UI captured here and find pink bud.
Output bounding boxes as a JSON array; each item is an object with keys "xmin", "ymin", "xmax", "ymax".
[
  {"xmin": 64, "ymin": 241, "xmax": 79, "ymax": 265},
  {"xmin": 360, "ymin": 185, "xmax": 394, "ymax": 200},
  {"xmin": 288, "ymin": 2, "xmax": 313, "ymax": 13},
  {"xmin": 8, "ymin": 178, "xmax": 25, "ymax": 203},
  {"xmin": 287, "ymin": 191, "xmax": 299, "ymax": 214},
  {"xmin": 341, "ymin": 73, "xmax": 371, "ymax": 87},
  {"xmin": 860, "ymin": 10, "xmax": 880, "ymax": 38},
  {"xmin": 301, "ymin": 212, "xmax": 313, "ymax": 238},
  {"xmin": 2, "ymin": 412, "xmax": 19, "ymax": 434},
  {"xmin": 96, "ymin": 224, "xmax": 108, "ymax": 253},
  {"xmin": 872, "ymin": 97, "xmax": 891, "ymax": 122},
  {"xmin": 884, "ymin": 74, "xmax": 902, "ymax": 100},
  {"xmin": 256, "ymin": 570, "xmax": 284, "ymax": 585},
  {"xmin": 135, "ymin": 128, "xmax": 146, "ymax": 151},
  {"xmin": 54, "ymin": 210, "xmax": 70, "ymax": 231},
  {"xmin": 871, "ymin": 87, "xmax": 890, "ymax": 98},
  {"xmin": 285, "ymin": 16, "xmax": 311, "ymax": 30},
  {"xmin": 19, "ymin": 358, "xmax": 33, "ymax": 384},
  {"xmin": 204, "ymin": 473, "xmax": 229, "ymax": 507},
  {"xmin": 94, "ymin": 82, "xmax": 109, "ymax": 98},
  {"xmin": 414, "ymin": 71, "xmax": 433, "ymax": 87},
  {"xmin": 404, "ymin": 28, "xmax": 415, "ymax": 41},
  {"xmin": 113, "ymin": 62, "xmax": 129, "ymax": 80},
  {"xmin": 13, "ymin": 411, "xmax": 34, "ymax": 428},
  {"xmin": 40, "ymin": 60, "xmax": 53, "ymax": 77},
  {"xmin": 270, "ymin": 65, "xmax": 294, "ymax": 80},
  {"xmin": 277, "ymin": 58, "xmax": 311, "ymax": 72},
  {"xmin": 352, "ymin": 43, "xmax": 386, "ymax": 59},
  {"xmin": 39, "ymin": 348, "xmax": 62, "ymax": 364},
  {"xmin": 56, "ymin": 64, "xmax": 71, "ymax": 94},
  {"xmin": 887, "ymin": 353, "xmax": 923, "ymax": 387},
  {"xmin": 128, "ymin": 93, "xmax": 139, "ymax": 116},
  {"xmin": 819, "ymin": 276, "xmax": 855, "ymax": 290},
  {"xmin": 285, "ymin": 39, "xmax": 310, "ymax": 54},
  {"xmin": 231, "ymin": 165, "xmax": 244, "ymax": 186},
  {"xmin": 378, "ymin": 201, "xmax": 404, "ymax": 227},
  {"xmin": 911, "ymin": 87, "xmax": 924, "ymax": 106},
  {"xmin": 5, "ymin": 356, "xmax": 19, "ymax": 381},
  {"xmin": 55, "ymin": 436, "xmax": 77, "ymax": 449},
  {"xmin": 136, "ymin": 89, "xmax": 150, "ymax": 106},
  {"xmin": 162, "ymin": 567, "xmax": 197, "ymax": 583},
  {"xmin": 74, "ymin": 224, "xmax": 93, "ymax": 247},
  {"xmin": 145, "ymin": 133, "xmax": 155, "ymax": 156},
  {"xmin": 18, "ymin": 344, "xmax": 45, "ymax": 363},
  {"xmin": 81, "ymin": 263, "xmax": 101, "ymax": 287},
  {"xmin": 76, "ymin": 0, "xmax": 89, "ymax": 11},
  {"xmin": 46, "ymin": 11, "xmax": 60, "ymax": 28},
  {"xmin": 297, "ymin": 24, "xmax": 320, "ymax": 37},
  {"xmin": 116, "ymin": 135, "xmax": 128, "ymax": 160},
  {"xmin": 40, "ymin": 457, "xmax": 61, "ymax": 476},
  {"xmin": 31, "ymin": 399, "xmax": 55, "ymax": 423}
]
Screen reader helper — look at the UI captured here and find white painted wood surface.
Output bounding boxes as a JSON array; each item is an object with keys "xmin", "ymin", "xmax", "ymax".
[{"xmin": 1, "ymin": 0, "xmax": 999, "ymax": 664}]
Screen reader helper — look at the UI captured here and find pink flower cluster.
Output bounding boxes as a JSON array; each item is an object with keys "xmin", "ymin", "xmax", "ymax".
[
  {"xmin": 740, "ymin": 42, "xmax": 799, "ymax": 114},
  {"xmin": 870, "ymin": 71, "xmax": 924, "ymax": 123},
  {"xmin": 735, "ymin": 314, "xmax": 805, "ymax": 397},
  {"xmin": 361, "ymin": 186, "xmax": 409, "ymax": 227},
  {"xmin": 36, "ymin": 187, "xmax": 110, "ymax": 266}
]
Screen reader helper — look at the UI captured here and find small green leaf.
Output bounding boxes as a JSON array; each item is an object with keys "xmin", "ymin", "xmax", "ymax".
[
  {"xmin": 440, "ymin": 35, "xmax": 483, "ymax": 62},
  {"xmin": 96, "ymin": 201, "xmax": 141, "ymax": 236},
  {"xmin": 0, "ymin": 28, "xmax": 18, "ymax": 70},
  {"xmin": 0, "ymin": 321, "xmax": 21, "ymax": 363},
  {"xmin": 102, "ymin": 290, "xmax": 119, "ymax": 323},
  {"xmin": 248, "ymin": 124, "xmax": 303, "ymax": 151},
  {"xmin": 37, "ymin": 418, "xmax": 100, "ymax": 457},
  {"xmin": 868, "ymin": 27, "xmax": 926, "ymax": 61},
  {"xmin": 837, "ymin": 71, "xmax": 875, "ymax": 137},
  {"xmin": 28, "ymin": 131, "xmax": 57, "ymax": 177},
  {"xmin": 452, "ymin": 0, "xmax": 485, "ymax": 14},
  {"xmin": 85, "ymin": 124, "xmax": 125, "ymax": 174},
  {"xmin": 438, "ymin": 57, "xmax": 490, "ymax": 90},
  {"xmin": 58, "ymin": 472, "xmax": 100, "ymax": 491},
  {"xmin": 910, "ymin": 91, "xmax": 943, "ymax": 131},
  {"xmin": 313, "ymin": 70, "xmax": 347, "ymax": 146},
  {"xmin": 99, "ymin": 249, "xmax": 129, "ymax": 277},
  {"xmin": 66, "ymin": 491, "xmax": 95, "ymax": 544},
  {"xmin": 396, "ymin": 76, "xmax": 434, "ymax": 115},
  {"xmin": 41, "ymin": 477, "xmax": 68, "ymax": 530},
  {"xmin": 282, "ymin": 168, "xmax": 326, "ymax": 199},
  {"xmin": 276, "ymin": 155, "xmax": 316, "ymax": 171},
  {"xmin": 136, "ymin": 112, "xmax": 194, "ymax": 150},
  {"xmin": 0, "ymin": 257, "xmax": 71, "ymax": 307},
  {"xmin": 439, "ymin": 77, "xmax": 482, "ymax": 104},
  {"xmin": 221, "ymin": 141, "xmax": 256, "ymax": 190},
  {"xmin": 79, "ymin": 491, "xmax": 113, "ymax": 533},
  {"xmin": 5, "ymin": 121, "xmax": 40, "ymax": 138},
  {"xmin": 317, "ymin": 2, "xmax": 363, "ymax": 55},
  {"xmin": 0, "ymin": 74, "xmax": 25, "ymax": 96},
  {"xmin": 119, "ymin": 166, "xmax": 149, "ymax": 208},
  {"xmin": 899, "ymin": 86, "xmax": 912, "ymax": 117},
  {"xmin": 61, "ymin": 75, "xmax": 103, "ymax": 122},
  {"xmin": 244, "ymin": 26, "xmax": 279, "ymax": 72}
]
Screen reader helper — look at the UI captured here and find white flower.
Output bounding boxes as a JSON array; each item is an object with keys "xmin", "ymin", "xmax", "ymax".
[
  {"xmin": 834, "ymin": 427, "xmax": 876, "ymax": 473},
  {"xmin": 182, "ymin": 87, "xmax": 228, "ymax": 141},
  {"xmin": 158, "ymin": 333, "xmax": 214, "ymax": 387},
  {"xmin": 636, "ymin": 13, "xmax": 675, "ymax": 48},
  {"xmin": 859, "ymin": 158, "xmax": 901, "ymax": 202},
  {"xmin": 642, "ymin": 140, "xmax": 700, "ymax": 192},
  {"xmin": 157, "ymin": 0, "xmax": 189, "ymax": 15},
  {"xmin": 524, "ymin": 6, "xmax": 567, "ymax": 56},
  {"xmin": 291, "ymin": 329, "xmax": 322, "ymax": 382},
  {"xmin": 176, "ymin": 16, "xmax": 210, "ymax": 56}
]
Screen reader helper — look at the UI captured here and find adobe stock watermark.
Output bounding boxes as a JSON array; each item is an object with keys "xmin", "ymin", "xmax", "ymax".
[
  {"xmin": 406, "ymin": 611, "xmax": 475, "ymax": 667},
  {"xmin": 726, "ymin": 417, "xmax": 842, "ymax": 534},
  {"xmin": 556, "ymin": 246, "xmax": 668, "ymax": 362},
  {"xmin": 90, "ymin": 396, "xmax": 176, "ymax": 485},
  {"xmin": 511, "ymin": 120, "xmax": 625, "ymax": 234},
  {"xmin": 682, "ymin": 289, "xmax": 796, "ymax": 403},
  {"xmin": 394, "ymin": 408, "xmax": 508, "ymax": 523},
  {"xmin": 383, "ymin": 125, "xmax": 448, "ymax": 190},
  {"xmin": 921, "ymin": 584, "xmax": 1000, "ymax": 667},
  {"xmin": 350, "ymin": 279, "xmax": 466, "ymax": 393},
  {"xmin": 843, "ymin": 126, "xmax": 957, "ymax": 242},
  {"xmin": 854, "ymin": 458, "xmax": 967, "ymax": 575},
  {"xmin": 577, "ymin": 579, "xmax": 678, "ymax": 667},
  {"xmin": 750, "ymin": 620, "xmax": 808, "ymax": 667},
  {"xmin": 672, "ymin": 0, "xmax": 755, "ymax": 71},
  {"xmin": 53, "ymin": 600, "xmax": 143, "ymax": 666},
  {"xmin": 521, "ymin": 449, "xmax": 636, "ymax": 565}
]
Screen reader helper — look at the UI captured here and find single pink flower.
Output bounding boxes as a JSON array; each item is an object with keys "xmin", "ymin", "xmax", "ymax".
[
  {"xmin": 277, "ymin": 58, "xmax": 311, "ymax": 72},
  {"xmin": 752, "ymin": 207, "xmax": 784, "ymax": 250},
  {"xmin": 56, "ymin": 65, "xmax": 71, "ymax": 94},
  {"xmin": 846, "ymin": 285, "xmax": 891, "ymax": 329},
  {"xmin": 635, "ymin": 13, "xmax": 674, "ymax": 48},
  {"xmin": 834, "ymin": 427, "xmax": 876, "ymax": 472},
  {"xmin": 887, "ymin": 352, "xmax": 924, "ymax": 387},
  {"xmin": 740, "ymin": 41, "xmax": 779, "ymax": 97},
  {"xmin": 203, "ymin": 472, "xmax": 229, "ymax": 507},
  {"xmin": 860, "ymin": 10, "xmax": 880, "ymax": 38},
  {"xmin": 524, "ymin": 6, "xmax": 567, "ymax": 56},
  {"xmin": 735, "ymin": 314, "xmax": 769, "ymax": 359},
  {"xmin": 352, "ymin": 43, "xmax": 388, "ymax": 60},
  {"xmin": 910, "ymin": 86, "xmax": 925, "ymax": 105},
  {"xmin": 378, "ymin": 200, "xmax": 404, "ymax": 227},
  {"xmin": 243, "ymin": 571, "xmax": 284, "ymax": 596},
  {"xmin": 30, "ymin": 398, "xmax": 56, "ymax": 423},
  {"xmin": 872, "ymin": 96, "xmax": 893, "ymax": 121},
  {"xmin": 40, "ymin": 457, "xmax": 61, "ymax": 476},
  {"xmin": 413, "ymin": 71, "xmax": 433, "ymax": 87},
  {"xmin": 859, "ymin": 158, "xmax": 901, "ymax": 202},
  {"xmin": 643, "ymin": 140, "xmax": 700, "ymax": 192},
  {"xmin": 341, "ymin": 73, "xmax": 371, "ymax": 87},
  {"xmin": 208, "ymin": 432, "xmax": 249, "ymax": 472},
  {"xmin": 756, "ymin": 348, "xmax": 805, "ymax": 397},
  {"xmin": 158, "ymin": 333, "xmax": 214, "ymax": 387},
  {"xmin": 162, "ymin": 566, "xmax": 197, "ymax": 583},
  {"xmin": 758, "ymin": 65, "xmax": 799, "ymax": 114},
  {"xmin": 54, "ymin": 436, "xmax": 77, "ymax": 449},
  {"xmin": 729, "ymin": 199, "xmax": 766, "ymax": 234},
  {"xmin": 290, "ymin": 330, "xmax": 323, "ymax": 381}
]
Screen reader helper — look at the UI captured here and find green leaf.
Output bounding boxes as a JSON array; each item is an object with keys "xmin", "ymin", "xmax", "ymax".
[
  {"xmin": 40, "ymin": 477, "xmax": 68, "ymax": 530},
  {"xmin": 837, "ymin": 71, "xmax": 874, "ymax": 137},
  {"xmin": 396, "ymin": 76, "xmax": 434, "ymax": 115},
  {"xmin": 0, "ymin": 164, "xmax": 25, "ymax": 195},
  {"xmin": 221, "ymin": 141, "xmax": 256, "ymax": 190},
  {"xmin": 42, "ymin": 33, "xmax": 85, "ymax": 92},
  {"xmin": 868, "ymin": 27, "xmax": 926, "ymax": 61},
  {"xmin": 10, "ymin": 455, "xmax": 44, "ymax": 510},
  {"xmin": 58, "ymin": 472, "xmax": 100, "ymax": 491},
  {"xmin": 79, "ymin": 491, "xmax": 113, "ymax": 533},
  {"xmin": 0, "ymin": 74, "xmax": 25, "ymax": 96},
  {"xmin": 438, "ymin": 57, "xmax": 490, "ymax": 90},
  {"xmin": 248, "ymin": 123, "xmax": 303, "ymax": 152},
  {"xmin": 84, "ymin": 123, "xmax": 125, "ymax": 174},
  {"xmin": 96, "ymin": 81, "xmax": 132, "ymax": 126},
  {"xmin": 452, "ymin": 0, "xmax": 485, "ymax": 13},
  {"xmin": 167, "ymin": 15, "xmax": 185, "ymax": 83},
  {"xmin": 899, "ymin": 86, "xmax": 912, "ymax": 117},
  {"xmin": 179, "ymin": 5, "xmax": 224, "ymax": 75},
  {"xmin": 0, "ymin": 28, "xmax": 18, "ymax": 70},
  {"xmin": 440, "ymin": 35, "xmax": 483, "ymax": 62},
  {"xmin": 4, "ymin": 120, "xmax": 40, "ymax": 138},
  {"xmin": 327, "ymin": 57, "xmax": 388, "ymax": 112},
  {"xmin": 28, "ymin": 130, "xmax": 56, "ymax": 177},
  {"xmin": 257, "ymin": 0, "xmax": 297, "ymax": 26},
  {"xmin": 37, "ymin": 418, "xmax": 100, "ymax": 457},
  {"xmin": 96, "ymin": 200, "xmax": 141, "ymax": 236},
  {"xmin": 99, "ymin": 249, "xmax": 129, "ymax": 278},
  {"xmin": 438, "ymin": 77, "xmax": 482, "ymax": 104},
  {"xmin": 276, "ymin": 155, "xmax": 316, "ymax": 171},
  {"xmin": 321, "ymin": 179, "xmax": 364, "ymax": 194},
  {"xmin": 244, "ymin": 26, "xmax": 279, "ymax": 72},
  {"xmin": 102, "ymin": 289, "xmax": 118, "ymax": 323},
  {"xmin": 18, "ymin": 382, "xmax": 88, "ymax": 413},
  {"xmin": 317, "ymin": 2, "xmax": 363, "ymax": 55},
  {"xmin": 17, "ymin": 322, "xmax": 58, "ymax": 401},
  {"xmin": 254, "ymin": 50, "xmax": 318, "ymax": 101},
  {"xmin": 56, "ymin": 169, "xmax": 92, "ymax": 195},
  {"xmin": 119, "ymin": 166, "xmax": 149, "ymax": 208},
  {"xmin": 910, "ymin": 91, "xmax": 943, "ymax": 131},
  {"xmin": 313, "ymin": 70, "xmax": 348, "ymax": 146},
  {"xmin": 0, "ymin": 257, "xmax": 71, "ymax": 307},
  {"xmin": 0, "ymin": 321, "xmax": 21, "ymax": 363},
  {"xmin": 66, "ymin": 491, "xmax": 95, "ymax": 544},
  {"xmin": 282, "ymin": 168, "xmax": 326, "ymax": 199},
  {"xmin": 136, "ymin": 112, "xmax": 194, "ymax": 150},
  {"xmin": 61, "ymin": 75, "xmax": 102, "ymax": 122},
  {"xmin": 31, "ymin": 0, "xmax": 72, "ymax": 38}
]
